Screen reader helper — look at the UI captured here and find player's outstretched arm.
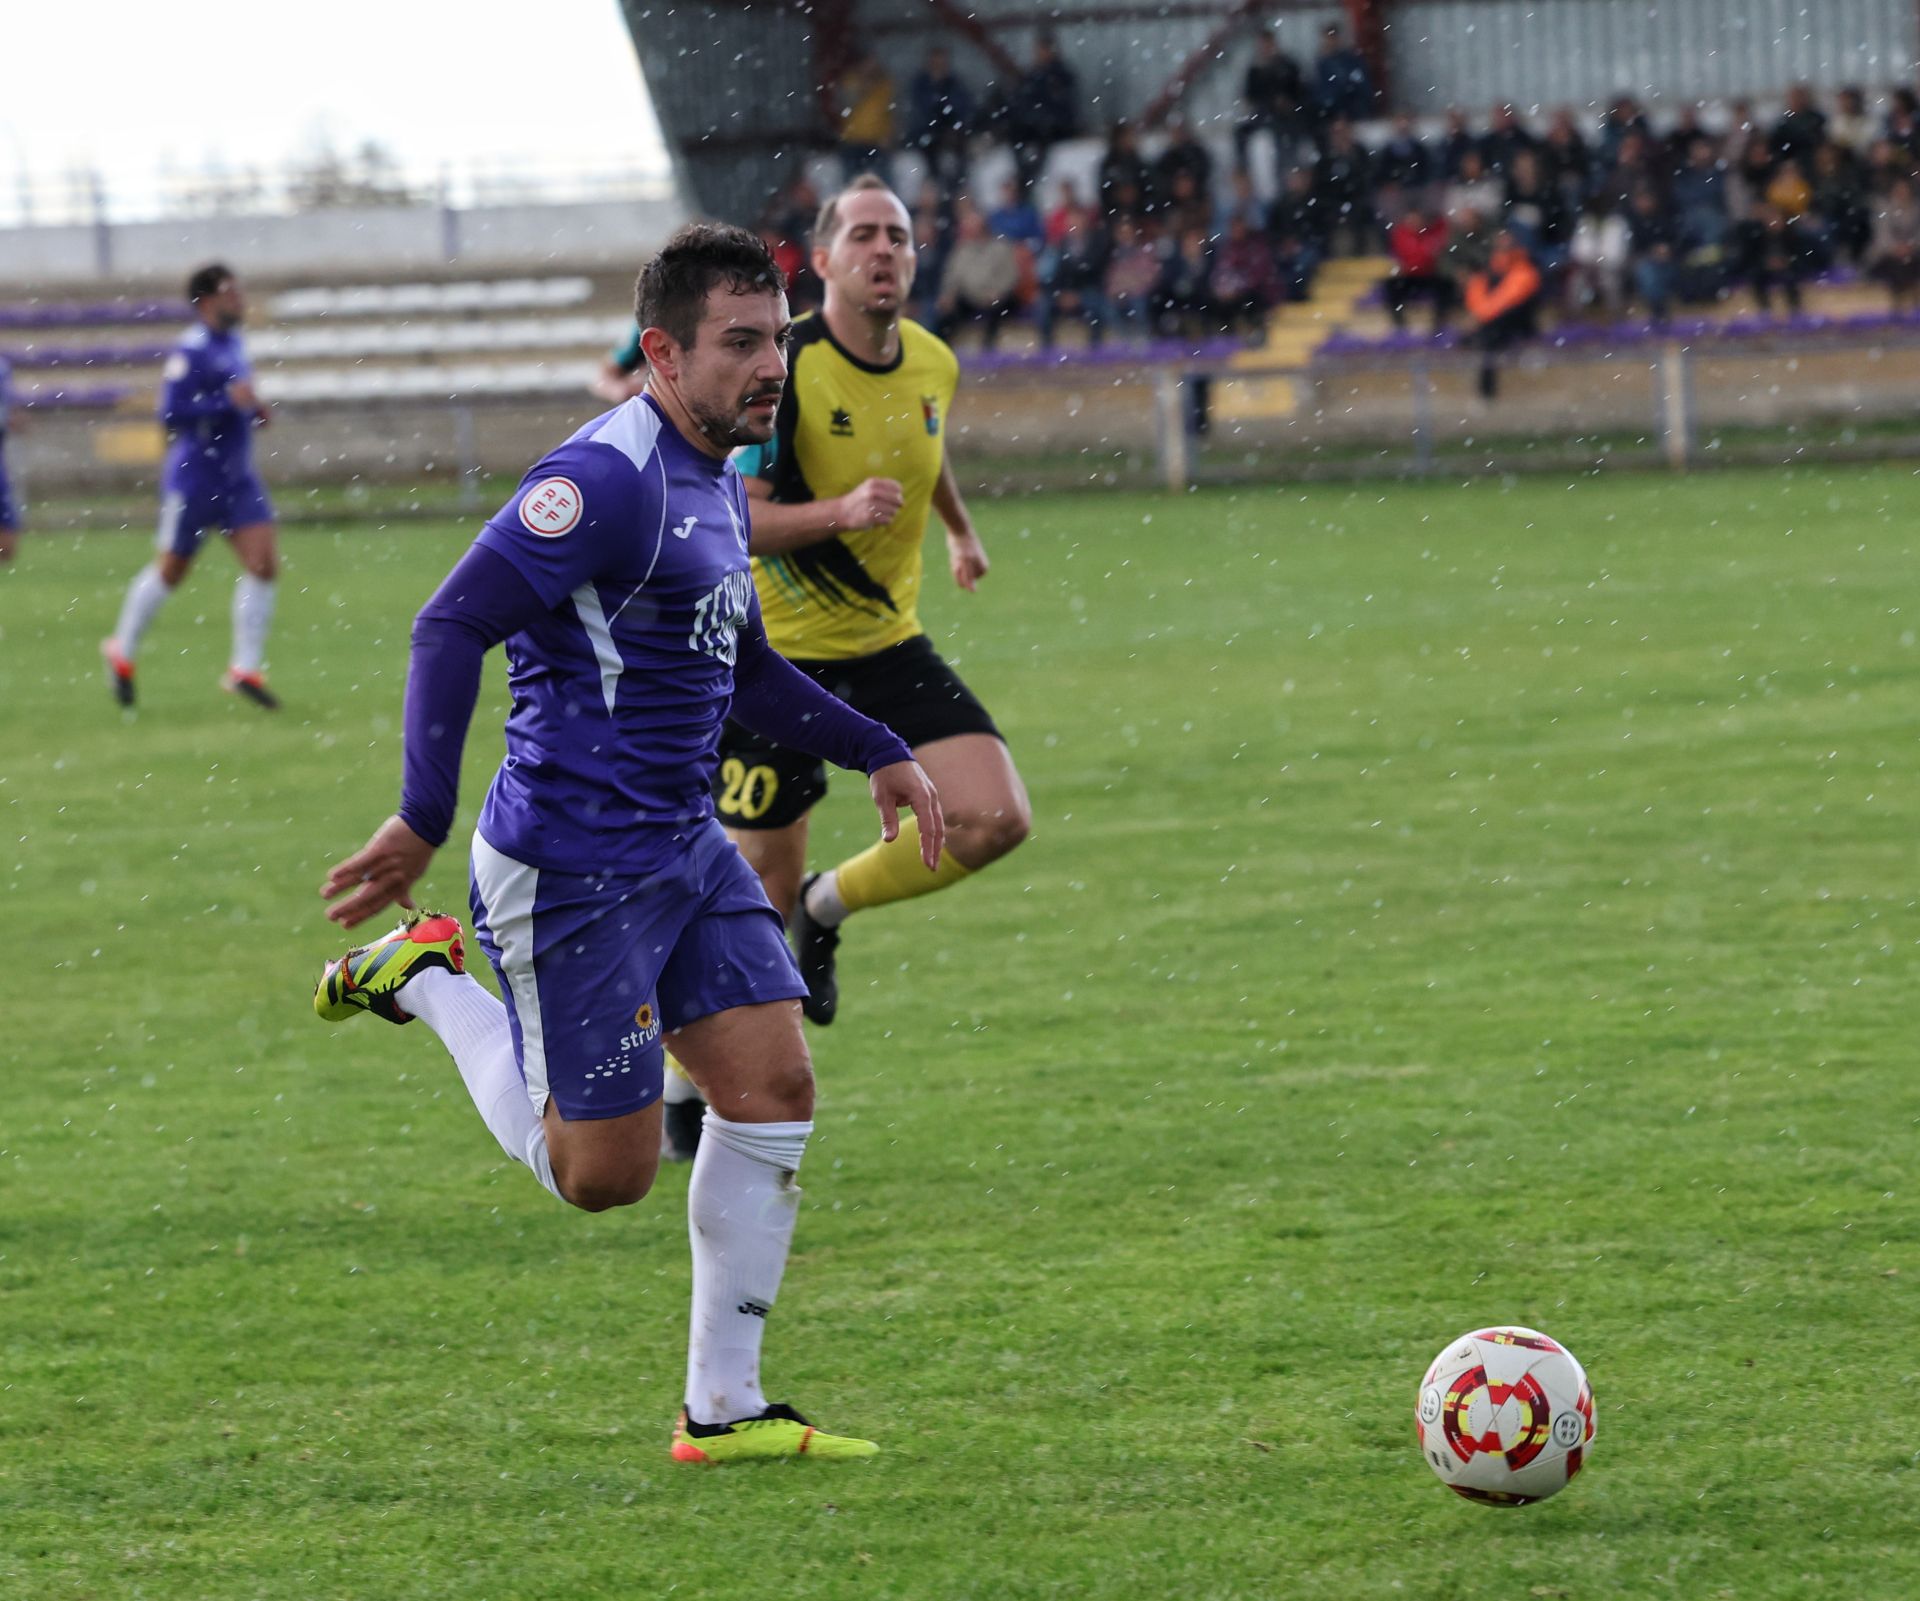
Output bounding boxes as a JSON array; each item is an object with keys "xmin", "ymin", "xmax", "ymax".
[
  {"xmin": 321, "ymin": 816, "xmax": 435, "ymax": 927},
  {"xmin": 321, "ymin": 543, "xmax": 547, "ymax": 927},
  {"xmin": 868, "ymin": 759, "xmax": 945, "ymax": 868}
]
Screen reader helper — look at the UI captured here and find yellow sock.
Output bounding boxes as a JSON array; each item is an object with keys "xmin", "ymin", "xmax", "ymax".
[{"xmin": 836, "ymin": 818, "xmax": 973, "ymax": 913}]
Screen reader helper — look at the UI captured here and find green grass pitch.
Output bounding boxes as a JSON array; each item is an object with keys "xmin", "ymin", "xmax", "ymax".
[{"xmin": 2, "ymin": 465, "xmax": 1916, "ymax": 1598}]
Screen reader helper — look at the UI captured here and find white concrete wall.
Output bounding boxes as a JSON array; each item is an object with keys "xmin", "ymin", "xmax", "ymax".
[{"xmin": 0, "ymin": 196, "xmax": 685, "ymax": 288}]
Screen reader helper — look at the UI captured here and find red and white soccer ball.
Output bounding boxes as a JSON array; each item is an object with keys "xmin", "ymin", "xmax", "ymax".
[{"xmin": 1415, "ymin": 1325, "xmax": 1595, "ymax": 1506}]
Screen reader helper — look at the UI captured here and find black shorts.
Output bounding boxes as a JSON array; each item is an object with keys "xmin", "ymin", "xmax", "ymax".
[{"xmin": 714, "ymin": 634, "xmax": 1002, "ymax": 831}]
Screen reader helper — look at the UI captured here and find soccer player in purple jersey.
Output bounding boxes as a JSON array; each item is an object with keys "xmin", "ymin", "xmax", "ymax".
[
  {"xmin": 102, "ymin": 263, "xmax": 281, "ymax": 709},
  {"xmin": 313, "ymin": 224, "xmax": 942, "ymax": 1463},
  {"xmin": 0, "ymin": 355, "xmax": 19, "ymax": 563}
]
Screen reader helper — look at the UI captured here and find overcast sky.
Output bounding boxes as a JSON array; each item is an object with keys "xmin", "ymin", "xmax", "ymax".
[{"xmin": 0, "ymin": 1, "xmax": 669, "ymax": 202}]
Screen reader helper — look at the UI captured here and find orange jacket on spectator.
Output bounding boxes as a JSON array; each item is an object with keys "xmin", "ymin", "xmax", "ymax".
[{"xmin": 1465, "ymin": 246, "xmax": 1542, "ymax": 324}]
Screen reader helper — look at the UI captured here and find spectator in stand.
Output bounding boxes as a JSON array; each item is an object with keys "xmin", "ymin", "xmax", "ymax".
[
  {"xmin": 1764, "ymin": 158, "xmax": 1813, "ymax": 225},
  {"xmin": 1153, "ymin": 117, "xmax": 1215, "ymax": 214},
  {"xmin": 1887, "ymin": 88, "xmax": 1920, "ymax": 152},
  {"xmin": 1732, "ymin": 131, "xmax": 1778, "ymax": 207},
  {"xmin": 1722, "ymin": 98, "xmax": 1760, "ymax": 161},
  {"xmin": 1464, "ymin": 228, "xmax": 1543, "ymax": 398},
  {"xmin": 765, "ymin": 177, "xmax": 823, "ymax": 309},
  {"xmin": 935, "ymin": 199, "xmax": 1023, "ymax": 347},
  {"xmin": 1597, "ymin": 96, "xmax": 1652, "ymax": 168},
  {"xmin": 1214, "ymin": 168, "xmax": 1267, "ymax": 234},
  {"xmin": 1671, "ymin": 136, "xmax": 1733, "ymax": 253},
  {"xmin": 1104, "ymin": 217, "xmax": 1163, "ymax": 339},
  {"xmin": 1437, "ymin": 107, "xmax": 1479, "ymax": 180},
  {"xmin": 1210, "ymin": 214, "xmax": 1282, "ymax": 332},
  {"xmin": 756, "ymin": 224, "xmax": 812, "ymax": 314},
  {"xmin": 1809, "ymin": 142, "xmax": 1871, "ymax": 263},
  {"xmin": 1097, "ymin": 122, "xmax": 1153, "ymax": 221},
  {"xmin": 1866, "ymin": 137, "xmax": 1916, "ymax": 194},
  {"xmin": 1375, "ymin": 113, "xmax": 1432, "ymax": 193},
  {"xmin": 1568, "ymin": 195, "xmax": 1632, "ymax": 314},
  {"xmin": 910, "ymin": 188, "xmax": 952, "ymax": 323},
  {"xmin": 1313, "ymin": 118, "xmax": 1377, "ymax": 253},
  {"xmin": 1624, "ymin": 187, "xmax": 1680, "ymax": 322},
  {"xmin": 1157, "ymin": 169, "xmax": 1214, "ymax": 238},
  {"xmin": 1043, "ymin": 181, "xmax": 1086, "ymax": 247},
  {"xmin": 906, "ymin": 46, "xmax": 976, "ymax": 201},
  {"xmin": 1443, "ymin": 149, "xmax": 1503, "ymax": 227},
  {"xmin": 1736, "ymin": 200, "xmax": 1818, "ymax": 313},
  {"xmin": 1270, "ymin": 163, "xmax": 1328, "ymax": 258},
  {"xmin": 1037, "ymin": 202, "xmax": 1111, "ymax": 346},
  {"xmin": 1829, "ymin": 87, "xmax": 1876, "ymax": 156},
  {"xmin": 1659, "ymin": 106, "xmax": 1706, "ymax": 176},
  {"xmin": 835, "ymin": 48, "xmax": 897, "ymax": 182},
  {"xmin": 1480, "ymin": 103, "xmax": 1538, "ymax": 174},
  {"xmin": 986, "ymin": 178, "xmax": 1045, "ymax": 255},
  {"xmin": 1593, "ymin": 128, "xmax": 1664, "ymax": 215},
  {"xmin": 1311, "ymin": 24, "xmax": 1374, "ymax": 126},
  {"xmin": 1502, "ymin": 147, "xmax": 1574, "ymax": 273},
  {"xmin": 1383, "ymin": 204, "xmax": 1455, "ymax": 332},
  {"xmin": 1540, "ymin": 108, "xmax": 1594, "ymax": 201},
  {"xmin": 1235, "ymin": 29, "xmax": 1308, "ymax": 173},
  {"xmin": 1153, "ymin": 227, "xmax": 1217, "ymax": 337},
  {"xmin": 1000, "ymin": 32, "xmax": 1081, "ymax": 196},
  {"xmin": 1867, "ymin": 176, "xmax": 1920, "ymax": 310},
  {"xmin": 1771, "ymin": 84, "xmax": 1828, "ymax": 166}
]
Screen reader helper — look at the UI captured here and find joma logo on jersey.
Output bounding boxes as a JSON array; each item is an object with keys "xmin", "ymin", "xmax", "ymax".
[
  {"xmin": 830, "ymin": 407, "xmax": 854, "ymax": 437},
  {"xmin": 921, "ymin": 394, "xmax": 940, "ymax": 436},
  {"xmin": 688, "ymin": 569, "xmax": 755, "ymax": 664}
]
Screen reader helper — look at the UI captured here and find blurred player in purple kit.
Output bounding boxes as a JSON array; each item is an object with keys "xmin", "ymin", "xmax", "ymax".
[
  {"xmin": 0, "ymin": 355, "xmax": 20, "ymax": 562},
  {"xmin": 102, "ymin": 263, "xmax": 281, "ymax": 709},
  {"xmin": 313, "ymin": 224, "xmax": 942, "ymax": 1463}
]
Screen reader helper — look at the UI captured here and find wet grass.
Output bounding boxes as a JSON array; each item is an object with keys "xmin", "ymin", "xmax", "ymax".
[{"xmin": 2, "ymin": 463, "xmax": 1917, "ymax": 1597}]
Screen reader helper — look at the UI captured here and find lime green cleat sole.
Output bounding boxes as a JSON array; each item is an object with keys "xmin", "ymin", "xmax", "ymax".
[
  {"xmin": 670, "ymin": 1403, "xmax": 878, "ymax": 1464},
  {"xmin": 314, "ymin": 912, "xmax": 465, "ymax": 1025}
]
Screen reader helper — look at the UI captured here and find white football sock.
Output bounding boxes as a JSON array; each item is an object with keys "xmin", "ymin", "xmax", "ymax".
[
  {"xmin": 113, "ymin": 565, "xmax": 173, "ymax": 660},
  {"xmin": 403, "ymin": 966, "xmax": 560, "ymax": 1199},
  {"xmin": 230, "ymin": 574, "xmax": 276, "ymax": 674},
  {"xmin": 804, "ymin": 869, "xmax": 849, "ymax": 929},
  {"xmin": 685, "ymin": 1114, "xmax": 812, "ymax": 1423}
]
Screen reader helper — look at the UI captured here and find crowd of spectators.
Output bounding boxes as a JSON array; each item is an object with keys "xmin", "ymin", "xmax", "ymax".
[{"xmin": 756, "ymin": 27, "xmax": 1920, "ymax": 387}]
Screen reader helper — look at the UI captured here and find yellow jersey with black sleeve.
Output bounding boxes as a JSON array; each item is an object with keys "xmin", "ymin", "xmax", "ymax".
[{"xmin": 737, "ymin": 315, "xmax": 960, "ymax": 661}]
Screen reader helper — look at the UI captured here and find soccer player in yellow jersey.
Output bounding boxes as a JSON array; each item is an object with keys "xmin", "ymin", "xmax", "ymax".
[{"xmin": 713, "ymin": 174, "xmax": 1031, "ymax": 1027}]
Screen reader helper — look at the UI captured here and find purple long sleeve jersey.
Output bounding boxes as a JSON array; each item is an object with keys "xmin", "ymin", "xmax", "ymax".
[
  {"xmin": 399, "ymin": 395, "xmax": 911, "ymax": 872},
  {"xmin": 159, "ymin": 322, "xmax": 258, "ymax": 491}
]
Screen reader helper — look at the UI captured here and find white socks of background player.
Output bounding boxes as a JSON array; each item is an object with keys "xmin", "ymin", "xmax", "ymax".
[
  {"xmin": 402, "ymin": 967, "xmax": 560, "ymax": 1200},
  {"xmin": 685, "ymin": 1114, "xmax": 811, "ymax": 1423},
  {"xmin": 231, "ymin": 574, "xmax": 276, "ymax": 674},
  {"xmin": 112, "ymin": 565, "xmax": 173, "ymax": 659},
  {"xmin": 804, "ymin": 870, "xmax": 850, "ymax": 929}
]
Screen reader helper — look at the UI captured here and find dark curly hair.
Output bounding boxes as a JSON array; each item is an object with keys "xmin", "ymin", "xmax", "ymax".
[{"xmin": 635, "ymin": 223, "xmax": 786, "ymax": 349}]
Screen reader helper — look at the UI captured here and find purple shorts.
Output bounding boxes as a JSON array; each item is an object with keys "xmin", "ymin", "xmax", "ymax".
[
  {"xmin": 155, "ymin": 473, "xmax": 274, "ymax": 556},
  {"xmin": 466, "ymin": 818, "xmax": 806, "ymax": 1121},
  {"xmin": 0, "ymin": 450, "xmax": 15, "ymax": 530}
]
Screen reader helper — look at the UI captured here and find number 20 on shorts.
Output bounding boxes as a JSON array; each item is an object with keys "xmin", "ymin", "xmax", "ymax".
[{"xmin": 718, "ymin": 758, "xmax": 779, "ymax": 821}]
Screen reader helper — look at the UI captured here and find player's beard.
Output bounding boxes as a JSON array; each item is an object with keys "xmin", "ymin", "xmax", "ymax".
[{"xmin": 691, "ymin": 387, "xmax": 781, "ymax": 449}]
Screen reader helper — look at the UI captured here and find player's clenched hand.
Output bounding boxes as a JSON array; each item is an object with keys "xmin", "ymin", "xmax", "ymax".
[
  {"xmin": 834, "ymin": 477, "xmax": 904, "ymax": 531},
  {"xmin": 320, "ymin": 815, "xmax": 435, "ymax": 928},
  {"xmin": 868, "ymin": 760, "xmax": 944, "ymax": 869},
  {"xmin": 947, "ymin": 528, "xmax": 989, "ymax": 592}
]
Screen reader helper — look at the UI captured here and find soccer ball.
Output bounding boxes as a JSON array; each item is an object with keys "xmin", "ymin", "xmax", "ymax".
[{"xmin": 1415, "ymin": 1325, "xmax": 1595, "ymax": 1506}]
